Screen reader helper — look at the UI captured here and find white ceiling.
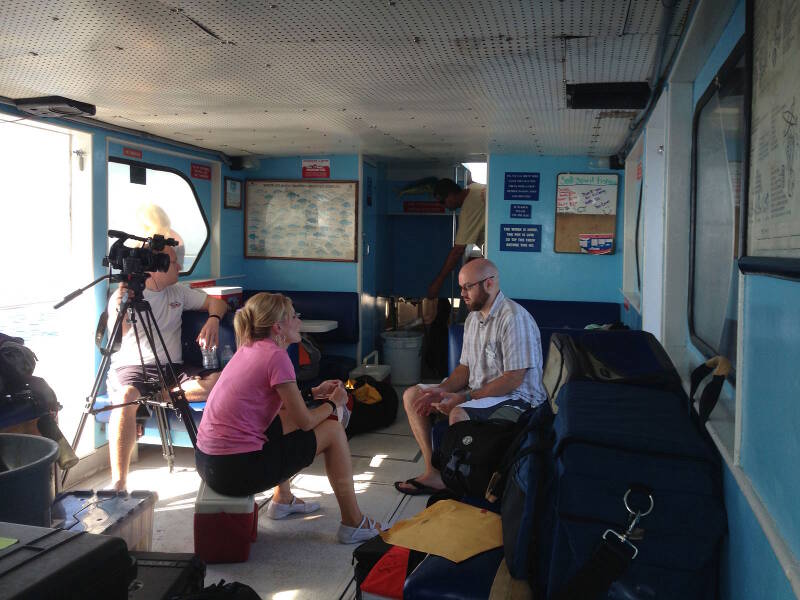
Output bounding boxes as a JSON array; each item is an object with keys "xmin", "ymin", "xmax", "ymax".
[{"xmin": 0, "ymin": 0, "xmax": 691, "ymax": 161}]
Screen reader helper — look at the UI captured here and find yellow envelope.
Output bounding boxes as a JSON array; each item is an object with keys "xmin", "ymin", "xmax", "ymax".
[
  {"xmin": 353, "ymin": 382, "xmax": 382, "ymax": 405},
  {"xmin": 381, "ymin": 499, "xmax": 502, "ymax": 563}
]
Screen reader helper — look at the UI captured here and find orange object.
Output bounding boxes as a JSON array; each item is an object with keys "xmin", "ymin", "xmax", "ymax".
[{"xmin": 298, "ymin": 343, "xmax": 312, "ymax": 366}]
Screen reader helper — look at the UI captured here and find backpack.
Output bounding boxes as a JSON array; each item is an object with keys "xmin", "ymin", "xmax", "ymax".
[
  {"xmin": 345, "ymin": 375, "xmax": 398, "ymax": 438},
  {"xmin": 434, "ymin": 417, "xmax": 521, "ymax": 500}
]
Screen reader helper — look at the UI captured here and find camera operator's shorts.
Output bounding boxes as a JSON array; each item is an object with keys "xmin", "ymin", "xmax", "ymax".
[
  {"xmin": 108, "ymin": 364, "xmax": 205, "ymax": 397},
  {"xmin": 194, "ymin": 415, "xmax": 317, "ymax": 497}
]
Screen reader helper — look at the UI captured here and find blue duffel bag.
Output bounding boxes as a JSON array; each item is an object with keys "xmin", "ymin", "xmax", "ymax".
[{"xmin": 502, "ymin": 381, "xmax": 727, "ymax": 599}]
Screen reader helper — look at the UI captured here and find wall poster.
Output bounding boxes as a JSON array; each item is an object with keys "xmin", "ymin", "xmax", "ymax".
[{"xmin": 245, "ymin": 180, "xmax": 358, "ymax": 261}]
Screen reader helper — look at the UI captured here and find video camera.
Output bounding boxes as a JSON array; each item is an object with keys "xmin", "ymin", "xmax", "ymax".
[{"xmin": 104, "ymin": 229, "xmax": 178, "ymax": 276}]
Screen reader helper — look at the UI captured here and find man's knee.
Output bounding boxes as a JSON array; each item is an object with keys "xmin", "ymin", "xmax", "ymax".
[
  {"xmin": 402, "ymin": 385, "xmax": 422, "ymax": 410},
  {"xmin": 449, "ymin": 407, "xmax": 469, "ymax": 425}
]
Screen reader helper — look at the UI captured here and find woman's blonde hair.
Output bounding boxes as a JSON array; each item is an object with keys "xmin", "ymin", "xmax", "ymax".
[{"xmin": 234, "ymin": 292, "xmax": 294, "ymax": 346}]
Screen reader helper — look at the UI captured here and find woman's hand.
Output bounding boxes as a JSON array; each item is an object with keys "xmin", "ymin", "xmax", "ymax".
[
  {"xmin": 329, "ymin": 384, "xmax": 348, "ymax": 407},
  {"xmin": 314, "ymin": 379, "xmax": 342, "ymax": 398}
]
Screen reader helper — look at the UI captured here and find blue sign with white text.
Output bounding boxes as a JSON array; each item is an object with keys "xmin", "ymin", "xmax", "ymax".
[
  {"xmin": 510, "ymin": 204, "xmax": 531, "ymax": 219},
  {"xmin": 504, "ymin": 172, "xmax": 540, "ymax": 201},
  {"xmin": 500, "ymin": 224, "xmax": 541, "ymax": 252}
]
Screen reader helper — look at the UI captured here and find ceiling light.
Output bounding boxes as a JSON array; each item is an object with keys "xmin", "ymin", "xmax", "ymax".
[{"xmin": 14, "ymin": 96, "xmax": 96, "ymax": 117}]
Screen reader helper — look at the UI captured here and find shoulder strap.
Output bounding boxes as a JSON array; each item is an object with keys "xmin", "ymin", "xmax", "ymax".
[
  {"xmin": 689, "ymin": 356, "xmax": 732, "ymax": 423},
  {"xmin": 550, "ymin": 534, "xmax": 637, "ymax": 600}
]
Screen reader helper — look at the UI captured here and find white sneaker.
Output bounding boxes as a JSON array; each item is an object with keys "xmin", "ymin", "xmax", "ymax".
[
  {"xmin": 266, "ymin": 495, "xmax": 321, "ymax": 520},
  {"xmin": 337, "ymin": 515, "xmax": 387, "ymax": 544}
]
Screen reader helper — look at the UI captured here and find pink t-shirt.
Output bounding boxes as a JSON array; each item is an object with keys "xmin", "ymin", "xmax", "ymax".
[{"xmin": 196, "ymin": 339, "xmax": 296, "ymax": 455}]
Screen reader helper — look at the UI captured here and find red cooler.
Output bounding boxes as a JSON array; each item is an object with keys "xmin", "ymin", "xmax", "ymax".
[{"xmin": 193, "ymin": 481, "xmax": 257, "ymax": 563}]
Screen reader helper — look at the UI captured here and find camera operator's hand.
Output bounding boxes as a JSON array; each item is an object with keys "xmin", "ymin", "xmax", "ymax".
[
  {"xmin": 111, "ymin": 283, "xmax": 135, "ymax": 312},
  {"xmin": 197, "ymin": 317, "xmax": 220, "ymax": 351}
]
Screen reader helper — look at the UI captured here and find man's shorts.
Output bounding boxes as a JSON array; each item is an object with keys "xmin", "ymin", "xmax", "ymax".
[
  {"xmin": 108, "ymin": 364, "xmax": 205, "ymax": 398},
  {"xmin": 461, "ymin": 398, "xmax": 532, "ymax": 423}
]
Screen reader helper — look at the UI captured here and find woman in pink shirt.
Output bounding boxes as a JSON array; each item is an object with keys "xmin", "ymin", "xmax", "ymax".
[{"xmin": 196, "ymin": 292, "xmax": 384, "ymax": 544}]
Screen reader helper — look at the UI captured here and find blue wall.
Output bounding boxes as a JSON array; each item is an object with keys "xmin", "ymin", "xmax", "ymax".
[
  {"xmin": 739, "ymin": 276, "xmax": 800, "ymax": 558},
  {"xmin": 232, "ymin": 155, "xmax": 360, "ymax": 291},
  {"xmin": 487, "ymin": 155, "xmax": 624, "ymax": 303},
  {"xmin": 689, "ymin": 0, "xmax": 797, "ymax": 596}
]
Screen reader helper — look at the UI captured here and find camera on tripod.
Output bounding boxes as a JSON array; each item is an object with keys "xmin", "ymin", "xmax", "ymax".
[{"xmin": 104, "ymin": 229, "xmax": 178, "ymax": 277}]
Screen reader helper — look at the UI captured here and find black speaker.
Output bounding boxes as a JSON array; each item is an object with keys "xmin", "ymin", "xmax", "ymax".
[{"xmin": 566, "ymin": 82, "xmax": 651, "ymax": 110}]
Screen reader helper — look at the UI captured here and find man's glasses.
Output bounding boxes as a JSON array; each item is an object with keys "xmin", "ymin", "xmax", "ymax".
[{"xmin": 459, "ymin": 275, "xmax": 495, "ymax": 293}]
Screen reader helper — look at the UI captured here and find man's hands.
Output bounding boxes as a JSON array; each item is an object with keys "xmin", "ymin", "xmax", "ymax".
[
  {"xmin": 430, "ymin": 392, "xmax": 466, "ymax": 415},
  {"xmin": 111, "ymin": 283, "xmax": 134, "ymax": 311},
  {"xmin": 197, "ymin": 317, "xmax": 220, "ymax": 350},
  {"xmin": 412, "ymin": 386, "xmax": 469, "ymax": 416}
]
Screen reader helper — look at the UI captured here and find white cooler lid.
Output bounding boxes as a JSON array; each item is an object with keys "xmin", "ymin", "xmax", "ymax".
[
  {"xmin": 200, "ymin": 286, "xmax": 242, "ymax": 296},
  {"xmin": 349, "ymin": 364, "xmax": 391, "ymax": 381},
  {"xmin": 195, "ymin": 480, "xmax": 254, "ymax": 513}
]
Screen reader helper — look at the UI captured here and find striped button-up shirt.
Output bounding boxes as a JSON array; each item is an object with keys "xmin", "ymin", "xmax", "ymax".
[{"xmin": 460, "ymin": 291, "xmax": 546, "ymax": 406}]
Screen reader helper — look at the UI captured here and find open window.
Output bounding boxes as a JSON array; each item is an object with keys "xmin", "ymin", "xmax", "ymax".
[
  {"xmin": 689, "ymin": 40, "xmax": 746, "ymax": 366},
  {"xmin": 107, "ymin": 157, "xmax": 209, "ymax": 275}
]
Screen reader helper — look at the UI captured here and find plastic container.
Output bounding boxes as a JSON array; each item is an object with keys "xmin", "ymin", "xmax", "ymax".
[
  {"xmin": 51, "ymin": 490, "xmax": 158, "ymax": 551},
  {"xmin": 201, "ymin": 346, "xmax": 219, "ymax": 370},
  {"xmin": 219, "ymin": 344, "xmax": 235, "ymax": 367},
  {"xmin": 349, "ymin": 350, "xmax": 391, "ymax": 382},
  {"xmin": 0, "ymin": 433, "xmax": 58, "ymax": 527},
  {"xmin": 381, "ymin": 331, "xmax": 424, "ymax": 385}
]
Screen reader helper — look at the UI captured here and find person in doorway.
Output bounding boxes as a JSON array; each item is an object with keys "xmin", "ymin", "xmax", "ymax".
[
  {"xmin": 106, "ymin": 242, "xmax": 227, "ymax": 492},
  {"xmin": 395, "ymin": 258, "xmax": 546, "ymax": 496},
  {"xmin": 195, "ymin": 292, "xmax": 387, "ymax": 544},
  {"xmin": 426, "ymin": 178, "xmax": 486, "ymax": 299}
]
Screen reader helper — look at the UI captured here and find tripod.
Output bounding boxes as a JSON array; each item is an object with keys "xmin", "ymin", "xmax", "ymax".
[{"xmin": 57, "ymin": 273, "xmax": 198, "ymax": 486}]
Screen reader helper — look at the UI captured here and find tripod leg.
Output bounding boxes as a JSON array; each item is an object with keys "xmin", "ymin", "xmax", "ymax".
[
  {"xmin": 153, "ymin": 405, "xmax": 176, "ymax": 472},
  {"xmin": 62, "ymin": 302, "xmax": 128, "ymax": 487}
]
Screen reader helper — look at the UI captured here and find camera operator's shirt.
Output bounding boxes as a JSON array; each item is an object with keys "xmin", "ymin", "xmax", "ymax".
[{"xmin": 109, "ymin": 284, "xmax": 208, "ymax": 369}]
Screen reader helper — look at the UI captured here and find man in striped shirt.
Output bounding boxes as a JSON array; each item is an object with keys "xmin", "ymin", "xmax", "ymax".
[{"xmin": 395, "ymin": 258, "xmax": 546, "ymax": 496}]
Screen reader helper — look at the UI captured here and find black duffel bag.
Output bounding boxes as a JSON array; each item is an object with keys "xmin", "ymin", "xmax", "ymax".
[{"xmin": 434, "ymin": 418, "xmax": 520, "ymax": 500}]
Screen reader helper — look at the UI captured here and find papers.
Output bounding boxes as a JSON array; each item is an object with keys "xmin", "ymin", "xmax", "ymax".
[{"xmin": 381, "ymin": 500, "xmax": 502, "ymax": 563}]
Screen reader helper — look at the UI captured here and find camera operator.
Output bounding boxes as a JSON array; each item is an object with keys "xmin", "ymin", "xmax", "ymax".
[{"xmin": 106, "ymin": 242, "xmax": 227, "ymax": 492}]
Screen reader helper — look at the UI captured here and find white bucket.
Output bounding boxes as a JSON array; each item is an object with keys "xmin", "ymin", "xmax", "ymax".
[{"xmin": 381, "ymin": 331, "xmax": 424, "ymax": 385}]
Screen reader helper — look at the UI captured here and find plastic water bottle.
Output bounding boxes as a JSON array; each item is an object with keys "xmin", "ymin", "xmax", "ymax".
[
  {"xmin": 220, "ymin": 344, "xmax": 234, "ymax": 367},
  {"xmin": 202, "ymin": 346, "xmax": 219, "ymax": 370}
]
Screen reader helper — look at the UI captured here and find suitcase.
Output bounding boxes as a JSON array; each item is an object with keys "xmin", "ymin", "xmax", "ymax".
[
  {"xmin": 128, "ymin": 551, "xmax": 205, "ymax": 599},
  {"xmin": 542, "ymin": 329, "xmax": 686, "ymax": 411},
  {"xmin": 402, "ymin": 548, "xmax": 505, "ymax": 599},
  {"xmin": 503, "ymin": 382, "xmax": 726, "ymax": 599},
  {"xmin": 0, "ymin": 521, "xmax": 134, "ymax": 600}
]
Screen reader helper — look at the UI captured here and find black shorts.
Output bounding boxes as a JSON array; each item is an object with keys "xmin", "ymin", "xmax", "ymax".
[
  {"xmin": 110, "ymin": 364, "xmax": 204, "ymax": 397},
  {"xmin": 462, "ymin": 398, "xmax": 531, "ymax": 422},
  {"xmin": 194, "ymin": 416, "xmax": 318, "ymax": 497}
]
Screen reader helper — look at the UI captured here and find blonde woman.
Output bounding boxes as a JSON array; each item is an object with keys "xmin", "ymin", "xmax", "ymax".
[{"xmin": 195, "ymin": 292, "xmax": 384, "ymax": 544}]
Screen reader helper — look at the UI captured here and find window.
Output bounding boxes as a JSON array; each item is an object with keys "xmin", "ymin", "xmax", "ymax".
[
  {"xmin": 107, "ymin": 158, "xmax": 209, "ymax": 274},
  {"xmin": 0, "ymin": 115, "xmax": 94, "ymax": 446},
  {"xmin": 690, "ymin": 43, "xmax": 746, "ymax": 364}
]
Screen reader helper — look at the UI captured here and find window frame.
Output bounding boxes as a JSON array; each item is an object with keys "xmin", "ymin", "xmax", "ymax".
[
  {"xmin": 107, "ymin": 156, "xmax": 210, "ymax": 276},
  {"xmin": 688, "ymin": 37, "xmax": 747, "ymax": 360}
]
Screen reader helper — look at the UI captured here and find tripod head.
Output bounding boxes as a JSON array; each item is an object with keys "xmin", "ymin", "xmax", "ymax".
[{"xmin": 54, "ymin": 229, "xmax": 179, "ymax": 309}]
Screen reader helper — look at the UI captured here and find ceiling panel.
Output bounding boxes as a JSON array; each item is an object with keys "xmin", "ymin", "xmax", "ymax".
[{"xmin": 0, "ymin": 0, "xmax": 693, "ymax": 160}]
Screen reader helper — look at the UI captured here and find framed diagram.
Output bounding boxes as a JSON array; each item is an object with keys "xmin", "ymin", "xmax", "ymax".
[
  {"xmin": 554, "ymin": 173, "xmax": 619, "ymax": 254},
  {"xmin": 245, "ymin": 179, "xmax": 358, "ymax": 262}
]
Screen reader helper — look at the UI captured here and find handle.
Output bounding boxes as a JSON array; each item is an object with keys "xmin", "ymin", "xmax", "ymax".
[{"xmin": 362, "ymin": 350, "xmax": 379, "ymax": 365}]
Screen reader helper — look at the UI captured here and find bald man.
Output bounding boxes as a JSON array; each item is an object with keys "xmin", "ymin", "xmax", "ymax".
[{"xmin": 395, "ymin": 258, "xmax": 546, "ymax": 496}]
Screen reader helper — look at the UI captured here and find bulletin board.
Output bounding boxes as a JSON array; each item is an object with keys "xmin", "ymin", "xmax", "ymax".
[
  {"xmin": 245, "ymin": 180, "xmax": 358, "ymax": 261},
  {"xmin": 745, "ymin": 0, "xmax": 800, "ymax": 262},
  {"xmin": 554, "ymin": 173, "xmax": 619, "ymax": 254}
]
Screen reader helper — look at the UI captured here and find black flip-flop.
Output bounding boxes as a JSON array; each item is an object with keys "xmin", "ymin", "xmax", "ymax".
[{"xmin": 394, "ymin": 478, "xmax": 441, "ymax": 496}]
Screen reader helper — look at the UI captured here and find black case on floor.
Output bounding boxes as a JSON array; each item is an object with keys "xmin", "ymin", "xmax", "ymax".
[
  {"xmin": 0, "ymin": 521, "xmax": 134, "ymax": 600},
  {"xmin": 128, "ymin": 551, "xmax": 205, "ymax": 599}
]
